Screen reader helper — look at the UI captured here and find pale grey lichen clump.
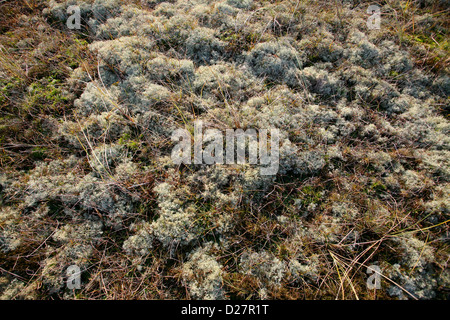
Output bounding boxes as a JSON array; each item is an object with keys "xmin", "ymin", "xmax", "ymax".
[
  {"xmin": 41, "ymin": 220, "xmax": 104, "ymax": 293},
  {"xmin": 122, "ymin": 221, "xmax": 153, "ymax": 256},
  {"xmin": 226, "ymin": 0, "xmax": 253, "ymax": 10},
  {"xmin": 384, "ymin": 235, "xmax": 439, "ymax": 300},
  {"xmin": 240, "ymin": 250, "xmax": 286, "ymax": 287},
  {"xmin": 151, "ymin": 181, "xmax": 200, "ymax": 248},
  {"xmin": 0, "ymin": 278, "xmax": 38, "ymax": 300},
  {"xmin": 182, "ymin": 244, "xmax": 225, "ymax": 300},
  {"xmin": 17, "ymin": 156, "xmax": 137, "ymax": 228},
  {"xmin": 1, "ymin": 0, "xmax": 448, "ymax": 299},
  {"xmin": 186, "ymin": 27, "xmax": 227, "ymax": 65},
  {"xmin": 0, "ymin": 207, "xmax": 23, "ymax": 253},
  {"xmin": 246, "ymin": 39, "xmax": 303, "ymax": 87}
]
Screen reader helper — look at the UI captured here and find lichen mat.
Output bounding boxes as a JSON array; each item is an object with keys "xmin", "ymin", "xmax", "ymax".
[{"xmin": 0, "ymin": 0, "xmax": 448, "ymax": 300}]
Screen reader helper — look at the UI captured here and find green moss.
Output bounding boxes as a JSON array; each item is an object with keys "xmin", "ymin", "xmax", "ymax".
[
  {"xmin": 220, "ymin": 30, "xmax": 258, "ymax": 54},
  {"xmin": 389, "ymin": 70, "xmax": 400, "ymax": 77},
  {"xmin": 0, "ymin": 77, "xmax": 24, "ymax": 106},
  {"xmin": 24, "ymin": 78, "xmax": 69, "ymax": 112},
  {"xmin": 31, "ymin": 147, "xmax": 47, "ymax": 161},
  {"xmin": 371, "ymin": 181, "xmax": 387, "ymax": 193},
  {"xmin": 195, "ymin": 211, "xmax": 215, "ymax": 237},
  {"xmin": 408, "ymin": 33, "xmax": 449, "ymax": 51},
  {"xmin": 118, "ymin": 132, "xmax": 140, "ymax": 151},
  {"xmin": 65, "ymin": 39, "xmax": 89, "ymax": 68},
  {"xmin": 277, "ymin": 243, "xmax": 291, "ymax": 260},
  {"xmin": 299, "ymin": 186, "xmax": 322, "ymax": 206}
]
